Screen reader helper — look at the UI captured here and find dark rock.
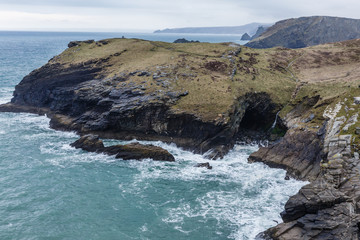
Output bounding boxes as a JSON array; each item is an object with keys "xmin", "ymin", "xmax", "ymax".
[
  {"xmin": 195, "ymin": 162, "xmax": 213, "ymax": 169},
  {"xmin": 355, "ymin": 127, "xmax": 360, "ymax": 135},
  {"xmin": 68, "ymin": 40, "xmax": 95, "ymax": 48},
  {"xmin": 240, "ymin": 33, "xmax": 251, "ymax": 41},
  {"xmin": 137, "ymin": 71, "xmax": 151, "ymax": 77},
  {"xmin": 110, "ymin": 143, "xmax": 175, "ymax": 161},
  {"xmin": 248, "ymin": 129, "xmax": 323, "ymax": 181},
  {"xmin": 263, "ymin": 202, "xmax": 360, "ymax": 240},
  {"xmin": 280, "ymin": 181, "xmax": 347, "ymax": 222},
  {"xmin": 98, "ymin": 40, "xmax": 109, "ymax": 45},
  {"xmin": 70, "ymin": 134, "xmax": 104, "ymax": 152},
  {"xmin": 173, "ymin": 38, "xmax": 200, "ymax": 43},
  {"xmin": 250, "ymin": 26, "xmax": 267, "ymax": 40},
  {"xmin": 71, "ymin": 135, "xmax": 175, "ymax": 162}
]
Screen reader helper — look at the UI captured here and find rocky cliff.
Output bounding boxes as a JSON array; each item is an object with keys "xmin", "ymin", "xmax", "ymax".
[
  {"xmin": 246, "ymin": 16, "xmax": 360, "ymax": 49},
  {"xmin": 1, "ymin": 37, "xmax": 360, "ymax": 239}
]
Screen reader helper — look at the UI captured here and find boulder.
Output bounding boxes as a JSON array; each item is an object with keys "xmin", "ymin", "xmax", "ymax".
[
  {"xmin": 195, "ymin": 162, "xmax": 213, "ymax": 169},
  {"xmin": 71, "ymin": 134, "xmax": 175, "ymax": 162},
  {"xmin": 70, "ymin": 134, "xmax": 104, "ymax": 152},
  {"xmin": 107, "ymin": 142, "xmax": 175, "ymax": 162}
]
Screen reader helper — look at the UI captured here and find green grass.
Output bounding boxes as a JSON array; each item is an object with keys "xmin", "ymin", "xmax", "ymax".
[{"xmin": 49, "ymin": 38, "xmax": 360, "ymax": 125}]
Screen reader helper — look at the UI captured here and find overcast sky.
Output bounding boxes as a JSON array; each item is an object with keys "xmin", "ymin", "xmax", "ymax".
[{"xmin": 0, "ymin": 0, "xmax": 359, "ymax": 32}]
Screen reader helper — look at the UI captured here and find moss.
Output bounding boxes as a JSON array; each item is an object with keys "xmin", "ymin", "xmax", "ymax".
[{"xmin": 271, "ymin": 126, "xmax": 287, "ymax": 137}]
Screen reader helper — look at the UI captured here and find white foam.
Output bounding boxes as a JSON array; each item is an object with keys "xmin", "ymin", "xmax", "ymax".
[
  {"xmin": 0, "ymin": 87, "xmax": 14, "ymax": 104},
  {"xmin": 109, "ymin": 139, "xmax": 307, "ymax": 239},
  {"xmin": 0, "ymin": 112, "xmax": 307, "ymax": 239}
]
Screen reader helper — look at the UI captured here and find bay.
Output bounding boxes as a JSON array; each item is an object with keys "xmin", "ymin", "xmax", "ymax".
[{"xmin": 0, "ymin": 31, "xmax": 305, "ymax": 240}]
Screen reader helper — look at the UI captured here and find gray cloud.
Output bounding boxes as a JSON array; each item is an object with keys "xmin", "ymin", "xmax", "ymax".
[{"xmin": 0, "ymin": 0, "xmax": 359, "ymax": 31}]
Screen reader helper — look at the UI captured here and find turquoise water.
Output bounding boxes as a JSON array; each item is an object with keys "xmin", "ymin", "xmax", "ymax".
[{"xmin": 0, "ymin": 32, "xmax": 305, "ymax": 240}]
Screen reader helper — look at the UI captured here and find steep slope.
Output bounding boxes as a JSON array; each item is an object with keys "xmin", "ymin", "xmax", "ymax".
[{"xmin": 246, "ymin": 16, "xmax": 360, "ymax": 48}]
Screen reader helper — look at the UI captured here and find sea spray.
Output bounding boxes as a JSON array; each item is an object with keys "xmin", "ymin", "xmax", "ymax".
[
  {"xmin": 0, "ymin": 31, "xmax": 307, "ymax": 240},
  {"xmin": 0, "ymin": 112, "xmax": 307, "ymax": 240}
]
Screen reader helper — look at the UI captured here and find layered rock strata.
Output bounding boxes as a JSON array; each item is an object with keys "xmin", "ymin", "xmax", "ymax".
[{"xmin": 255, "ymin": 98, "xmax": 360, "ymax": 239}]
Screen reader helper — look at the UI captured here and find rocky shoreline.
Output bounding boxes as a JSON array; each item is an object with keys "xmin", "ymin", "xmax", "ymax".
[
  {"xmin": 252, "ymin": 97, "xmax": 360, "ymax": 239},
  {"xmin": 1, "ymin": 38, "xmax": 360, "ymax": 239}
]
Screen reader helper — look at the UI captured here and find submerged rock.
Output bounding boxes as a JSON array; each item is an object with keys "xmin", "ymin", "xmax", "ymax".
[
  {"xmin": 195, "ymin": 162, "xmax": 213, "ymax": 169},
  {"xmin": 71, "ymin": 135, "xmax": 175, "ymax": 162}
]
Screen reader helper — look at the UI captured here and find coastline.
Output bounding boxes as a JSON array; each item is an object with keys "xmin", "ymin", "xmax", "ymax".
[{"xmin": 2, "ymin": 36, "xmax": 360, "ymax": 239}]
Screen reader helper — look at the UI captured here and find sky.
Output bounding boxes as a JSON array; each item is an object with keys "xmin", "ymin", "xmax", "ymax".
[{"xmin": 0, "ymin": 0, "xmax": 359, "ymax": 32}]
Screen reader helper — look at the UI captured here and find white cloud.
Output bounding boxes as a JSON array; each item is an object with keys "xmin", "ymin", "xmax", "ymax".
[{"xmin": 0, "ymin": 0, "xmax": 359, "ymax": 31}]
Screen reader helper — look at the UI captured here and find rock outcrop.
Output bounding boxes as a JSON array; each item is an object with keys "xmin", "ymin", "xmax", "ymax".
[
  {"xmin": 241, "ymin": 33, "xmax": 251, "ymax": 41},
  {"xmin": 71, "ymin": 134, "xmax": 175, "ymax": 161},
  {"xmin": 173, "ymin": 38, "xmax": 200, "ymax": 43},
  {"xmin": 195, "ymin": 162, "xmax": 213, "ymax": 169},
  {"xmin": 255, "ymin": 97, "xmax": 360, "ymax": 239},
  {"xmin": 249, "ymin": 128, "xmax": 323, "ymax": 181},
  {"xmin": 246, "ymin": 16, "xmax": 360, "ymax": 48},
  {"xmin": 250, "ymin": 26, "xmax": 268, "ymax": 40}
]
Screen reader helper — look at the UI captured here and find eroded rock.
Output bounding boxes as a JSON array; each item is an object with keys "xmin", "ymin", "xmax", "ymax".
[
  {"xmin": 71, "ymin": 135, "xmax": 175, "ymax": 162},
  {"xmin": 248, "ymin": 129, "xmax": 323, "ymax": 181},
  {"xmin": 195, "ymin": 162, "xmax": 213, "ymax": 169}
]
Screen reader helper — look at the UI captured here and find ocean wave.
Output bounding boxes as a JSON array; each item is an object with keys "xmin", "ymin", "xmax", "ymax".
[{"xmin": 0, "ymin": 112, "xmax": 307, "ymax": 239}]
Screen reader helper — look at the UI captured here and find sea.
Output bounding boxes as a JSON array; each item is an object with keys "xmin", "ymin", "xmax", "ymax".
[{"xmin": 0, "ymin": 31, "xmax": 306, "ymax": 240}]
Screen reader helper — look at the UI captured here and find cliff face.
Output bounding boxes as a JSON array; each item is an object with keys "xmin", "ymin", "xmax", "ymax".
[
  {"xmin": 246, "ymin": 16, "xmax": 360, "ymax": 48},
  {"xmin": 4, "ymin": 39, "xmax": 294, "ymax": 158},
  {"xmin": 2, "ymin": 37, "xmax": 360, "ymax": 238}
]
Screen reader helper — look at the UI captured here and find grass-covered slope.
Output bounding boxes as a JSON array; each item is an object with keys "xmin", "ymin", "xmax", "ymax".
[
  {"xmin": 47, "ymin": 38, "xmax": 297, "ymax": 121},
  {"xmin": 54, "ymin": 38, "xmax": 360, "ymax": 121}
]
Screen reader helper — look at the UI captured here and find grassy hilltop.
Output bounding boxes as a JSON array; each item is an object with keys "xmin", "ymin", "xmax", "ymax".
[{"xmin": 51, "ymin": 38, "xmax": 360, "ymax": 125}]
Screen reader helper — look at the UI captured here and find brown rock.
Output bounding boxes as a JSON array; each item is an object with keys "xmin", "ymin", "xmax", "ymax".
[{"xmin": 195, "ymin": 162, "xmax": 213, "ymax": 169}]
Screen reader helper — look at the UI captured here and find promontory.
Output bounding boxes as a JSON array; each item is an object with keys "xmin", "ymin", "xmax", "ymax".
[{"xmin": 1, "ymin": 37, "xmax": 360, "ymax": 239}]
